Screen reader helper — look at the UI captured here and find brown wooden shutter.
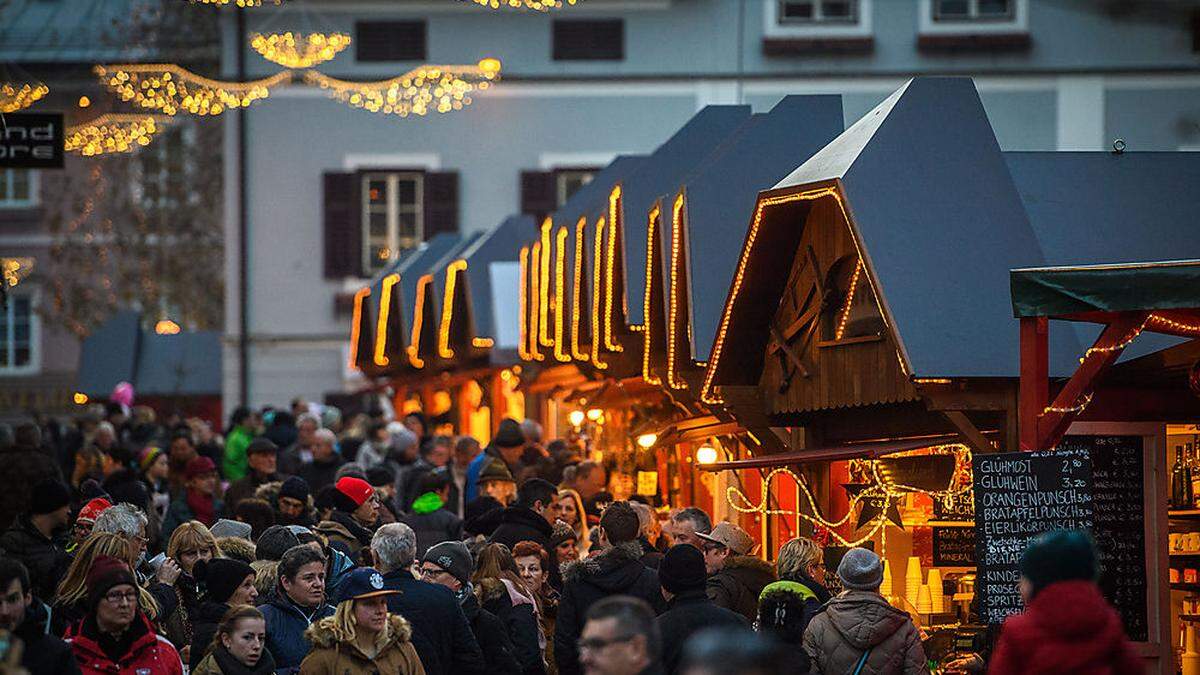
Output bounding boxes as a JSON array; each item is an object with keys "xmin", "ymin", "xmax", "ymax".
[
  {"xmin": 423, "ymin": 171, "xmax": 459, "ymax": 239},
  {"xmin": 323, "ymin": 172, "xmax": 362, "ymax": 278},
  {"xmin": 520, "ymin": 170, "xmax": 557, "ymax": 219}
]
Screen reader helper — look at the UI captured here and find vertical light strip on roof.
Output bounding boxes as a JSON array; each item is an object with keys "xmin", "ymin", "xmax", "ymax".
[
  {"xmin": 348, "ymin": 287, "xmax": 371, "ymax": 370},
  {"xmin": 641, "ymin": 205, "xmax": 662, "ymax": 385},
  {"xmin": 553, "ymin": 226, "xmax": 571, "ymax": 362},
  {"xmin": 570, "ymin": 217, "xmax": 589, "ymax": 362},
  {"xmin": 590, "ymin": 217, "xmax": 608, "ymax": 370},
  {"xmin": 373, "ymin": 274, "xmax": 400, "ymax": 367}
]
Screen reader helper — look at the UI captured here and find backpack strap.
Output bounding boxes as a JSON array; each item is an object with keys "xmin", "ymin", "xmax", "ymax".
[{"xmin": 851, "ymin": 647, "xmax": 872, "ymax": 675}]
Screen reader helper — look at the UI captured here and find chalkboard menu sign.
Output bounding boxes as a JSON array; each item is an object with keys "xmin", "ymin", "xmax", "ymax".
[
  {"xmin": 973, "ymin": 448, "xmax": 1094, "ymax": 625},
  {"xmin": 1059, "ymin": 435, "xmax": 1148, "ymax": 642},
  {"xmin": 933, "ymin": 494, "xmax": 975, "ymax": 522},
  {"xmin": 933, "ymin": 526, "xmax": 976, "ymax": 566}
]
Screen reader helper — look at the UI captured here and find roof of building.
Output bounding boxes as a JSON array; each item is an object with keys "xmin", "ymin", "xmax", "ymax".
[{"xmin": 78, "ymin": 312, "xmax": 221, "ymax": 397}]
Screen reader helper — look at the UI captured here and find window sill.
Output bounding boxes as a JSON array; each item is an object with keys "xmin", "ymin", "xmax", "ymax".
[
  {"xmin": 817, "ymin": 334, "xmax": 883, "ymax": 349},
  {"xmin": 762, "ymin": 36, "xmax": 874, "ymax": 56},
  {"xmin": 917, "ymin": 32, "xmax": 1031, "ymax": 52},
  {"xmin": 0, "ymin": 206, "xmax": 41, "ymax": 222}
]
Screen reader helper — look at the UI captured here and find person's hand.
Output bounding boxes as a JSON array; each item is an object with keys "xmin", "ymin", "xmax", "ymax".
[{"xmin": 157, "ymin": 557, "xmax": 181, "ymax": 585}]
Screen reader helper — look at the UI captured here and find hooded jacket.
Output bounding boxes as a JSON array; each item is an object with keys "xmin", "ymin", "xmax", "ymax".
[
  {"xmin": 554, "ymin": 541, "xmax": 665, "ymax": 675},
  {"xmin": 256, "ymin": 592, "xmax": 335, "ymax": 674},
  {"xmin": 489, "ymin": 506, "xmax": 554, "ymax": 552},
  {"xmin": 188, "ymin": 601, "xmax": 230, "ymax": 670},
  {"xmin": 14, "ymin": 597, "xmax": 80, "ymax": 675},
  {"xmin": 66, "ymin": 612, "xmax": 184, "ymax": 675},
  {"xmin": 657, "ymin": 590, "xmax": 746, "ymax": 675},
  {"xmin": 478, "ymin": 578, "xmax": 545, "ymax": 675},
  {"xmin": 324, "ymin": 547, "xmax": 355, "ymax": 601},
  {"xmin": 399, "ymin": 496, "xmax": 463, "ymax": 558},
  {"xmin": 987, "ymin": 580, "xmax": 1142, "ymax": 675},
  {"xmin": 802, "ymin": 590, "xmax": 925, "ymax": 675},
  {"xmin": 379, "ymin": 569, "xmax": 486, "ymax": 675},
  {"xmin": 705, "ymin": 555, "xmax": 776, "ymax": 622},
  {"xmin": 460, "ymin": 588, "xmax": 521, "ymax": 675},
  {"xmin": 298, "ymin": 614, "xmax": 425, "ymax": 675},
  {"xmin": 0, "ymin": 514, "xmax": 71, "ymax": 601},
  {"xmin": 313, "ymin": 512, "xmax": 372, "ymax": 561}
]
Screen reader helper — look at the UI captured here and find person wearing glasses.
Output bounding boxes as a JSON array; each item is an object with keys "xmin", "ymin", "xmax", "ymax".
[
  {"xmin": 420, "ymin": 541, "xmax": 522, "ymax": 674},
  {"xmin": 577, "ymin": 596, "xmax": 662, "ymax": 675},
  {"xmin": 774, "ymin": 537, "xmax": 831, "ymax": 606},
  {"xmin": 64, "ymin": 555, "xmax": 184, "ymax": 675}
]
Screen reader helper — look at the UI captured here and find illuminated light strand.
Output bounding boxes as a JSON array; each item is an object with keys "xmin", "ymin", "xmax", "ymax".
[
  {"xmin": 641, "ymin": 206, "xmax": 663, "ymax": 385},
  {"xmin": 374, "ymin": 273, "xmax": 400, "ymax": 366},
  {"xmin": 468, "ymin": 0, "xmax": 579, "ymax": 10},
  {"xmin": 1078, "ymin": 316, "xmax": 1149, "ymax": 363},
  {"xmin": 439, "ymin": 260, "xmax": 468, "ymax": 359},
  {"xmin": 348, "ymin": 287, "xmax": 370, "ymax": 369},
  {"xmin": 302, "ymin": 59, "xmax": 500, "ymax": 117},
  {"xmin": 408, "ymin": 275, "xmax": 434, "ymax": 368},
  {"xmin": 604, "ymin": 186, "xmax": 624, "ymax": 352},
  {"xmin": 95, "ymin": 64, "xmax": 291, "ymax": 116},
  {"xmin": 703, "ymin": 187, "xmax": 847, "ymax": 404},
  {"xmin": 1044, "ymin": 392, "xmax": 1093, "ymax": 415},
  {"xmin": 538, "ymin": 219, "xmax": 553, "ymax": 348},
  {"xmin": 64, "ymin": 114, "xmax": 171, "ymax": 156},
  {"xmin": 553, "ymin": 226, "xmax": 571, "ymax": 362},
  {"xmin": 570, "ymin": 217, "xmax": 589, "ymax": 361},
  {"xmin": 590, "ymin": 217, "xmax": 608, "ymax": 369},
  {"xmin": 666, "ymin": 193, "xmax": 689, "ymax": 390},
  {"xmin": 1147, "ymin": 313, "xmax": 1200, "ymax": 335},
  {"xmin": 187, "ymin": 0, "xmax": 281, "ymax": 6},
  {"xmin": 518, "ymin": 247, "xmax": 532, "ymax": 361},
  {"xmin": 250, "ymin": 32, "xmax": 351, "ymax": 69},
  {"xmin": 472, "ymin": 337, "xmax": 494, "ymax": 348},
  {"xmin": 1, "ymin": 258, "xmax": 34, "ymax": 289},
  {"xmin": 914, "ymin": 377, "xmax": 952, "ymax": 385},
  {"xmin": 835, "ymin": 259, "xmax": 863, "ymax": 341},
  {"xmin": 529, "ymin": 242, "xmax": 545, "ymax": 361},
  {"xmin": 0, "ymin": 81, "xmax": 49, "ymax": 113}
]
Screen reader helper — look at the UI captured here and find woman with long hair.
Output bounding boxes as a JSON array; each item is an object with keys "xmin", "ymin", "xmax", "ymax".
[
  {"xmin": 53, "ymin": 531, "xmax": 159, "ymax": 634},
  {"xmin": 162, "ymin": 521, "xmax": 220, "ymax": 664},
  {"xmin": 192, "ymin": 605, "xmax": 274, "ymax": 675},
  {"xmin": 472, "ymin": 543, "xmax": 546, "ymax": 675},
  {"xmin": 775, "ymin": 537, "xmax": 831, "ymax": 605},
  {"xmin": 513, "ymin": 541, "xmax": 558, "ymax": 672},
  {"xmin": 298, "ymin": 567, "xmax": 424, "ymax": 675},
  {"xmin": 553, "ymin": 489, "xmax": 589, "ymax": 554}
]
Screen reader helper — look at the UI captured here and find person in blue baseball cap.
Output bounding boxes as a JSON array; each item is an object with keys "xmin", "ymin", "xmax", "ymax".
[{"xmin": 299, "ymin": 567, "xmax": 425, "ymax": 674}]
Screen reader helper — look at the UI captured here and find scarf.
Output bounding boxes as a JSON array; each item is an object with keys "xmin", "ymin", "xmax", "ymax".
[
  {"xmin": 212, "ymin": 643, "xmax": 277, "ymax": 675},
  {"xmin": 186, "ymin": 490, "xmax": 216, "ymax": 526}
]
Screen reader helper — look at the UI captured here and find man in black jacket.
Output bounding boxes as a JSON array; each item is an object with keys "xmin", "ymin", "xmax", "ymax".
[
  {"xmin": 555, "ymin": 501, "xmax": 666, "ymax": 675},
  {"xmin": 0, "ymin": 478, "xmax": 71, "ymax": 601},
  {"xmin": 490, "ymin": 478, "xmax": 557, "ymax": 552},
  {"xmin": 421, "ymin": 541, "xmax": 522, "ymax": 674},
  {"xmin": 0, "ymin": 558, "xmax": 80, "ymax": 675},
  {"xmin": 371, "ymin": 522, "xmax": 486, "ymax": 675},
  {"xmin": 223, "ymin": 438, "xmax": 285, "ymax": 513},
  {"xmin": 656, "ymin": 545, "xmax": 746, "ymax": 675},
  {"xmin": 400, "ymin": 469, "xmax": 463, "ymax": 556}
]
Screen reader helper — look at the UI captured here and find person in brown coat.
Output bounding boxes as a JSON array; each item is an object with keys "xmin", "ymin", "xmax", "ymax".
[
  {"xmin": 698, "ymin": 523, "xmax": 776, "ymax": 622},
  {"xmin": 802, "ymin": 548, "xmax": 926, "ymax": 675},
  {"xmin": 299, "ymin": 567, "xmax": 425, "ymax": 675}
]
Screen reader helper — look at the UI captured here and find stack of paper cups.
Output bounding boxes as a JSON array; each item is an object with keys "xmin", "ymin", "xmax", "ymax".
[
  {"xmin": 917, "ymin": 584, "xmax": 933, "ymax": 614},
  {"xmin": 927, "ymin": 568, "xmax": 944, "ymax": 614},
  {"xmin": 880, "ymin": 559, "xmax": 893, "ymax": 598},
  {"xmin": 905, "ymin": 556, "xmax": 922, "ymax": 608}
]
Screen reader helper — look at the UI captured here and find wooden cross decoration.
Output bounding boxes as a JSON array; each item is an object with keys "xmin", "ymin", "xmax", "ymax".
[{"xmin": 768, "ymin": 245, "xmax": 839, "ymax": 392}]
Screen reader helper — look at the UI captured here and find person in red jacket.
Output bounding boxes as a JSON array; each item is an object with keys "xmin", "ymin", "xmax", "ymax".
[
  {"xmin": 988, "ymin": 530, "xmax": 1142, "ymax": 675},
  {"xmin": 65, "ymin": 555, "xmax": 184, "ymax": 675}
]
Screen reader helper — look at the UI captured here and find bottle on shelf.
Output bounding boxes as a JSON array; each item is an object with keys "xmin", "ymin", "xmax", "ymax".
[
  {"xmin": 1175, "ymin": 445, "xmax": 1188, "ymax": 509},
  {"xmin": 1186, "ymin": 443, "xmax": 1196, "ymax": 509},
  {"xmin": 1191, "ymin": 443, "xmax": 1200, "ymax": 509}
]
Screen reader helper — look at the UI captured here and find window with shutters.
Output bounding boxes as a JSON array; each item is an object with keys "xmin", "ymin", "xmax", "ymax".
[
  {"xmin": 933, "ymin": 0, "xmax": 1013, "ymax": 21},
  {"xmin": 778, "ymin": 0, "xmax": 859, "ymax": 24},
  {"xmin": 0, "ymin": 169, "xmax": 37, "ymax": 208},
  {"xmin": 0, "ymin": 293, "xmax": 38, "ymax": 375},
  {"xmin": 556, "ymin": 169, "xmax": 595, "ymax": 206},
  {"xmin": 362, "ymin": 172, "xmax": 424, "ymax": 275},
  {"xmin": 552, "ymin": 19, "xmax": 624, "ymax": 61},
  {"xmin": 356, "ymin": 21, "xmax": 426, "ymax": 61},
  {"xmin": 917, "ymin": 0, "xmax": 1027, "ymax": 39}
]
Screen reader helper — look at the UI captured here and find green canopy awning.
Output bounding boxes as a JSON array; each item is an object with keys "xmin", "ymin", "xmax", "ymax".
[{"xmin": 1011, "ymin": 260, "xmax": 1200, "ymax": 318}]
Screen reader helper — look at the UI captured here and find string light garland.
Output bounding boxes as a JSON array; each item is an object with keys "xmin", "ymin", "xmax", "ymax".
[
  {"xmin": 666, "ymin": 193, "xmax": 688, "ymax": 390},
  {"xmin": 472, "ymin": 337, "xmax": 494, "ymax": 348},
  {"xmin": 604, "ymin": 186, "xmax": 624, "ymax": 352},
  {"xmin": 303, "ymin": 59, "xmax": 500, "ymax": 117},
  {"xmin": 64, "ymin": 114, "xmax": 171, "ymax": 156},
  {"xmin": 439, "ymin": 260, "xmax": 468, "ymax": 359},
  {"xmin": 1147, "ymin": 313, "xmax": 1200, "ymax": 335},
  {"xmin": 468, "ymin": 0, "xmax": 579, "ymax": 10},
  {"xmin": 1078, "ymin": 315, "xmax": 1149, "ymax": 363},
  {"xmin": 250, "ymin": 32, "xmax": 352, "ymax": 68},
  {"xmin": 374, "ymin": 273, "xmax": 400, "ymax": 367},
  {"xmin": 1044, "ymin": 391, "xmax": 1093, "ymax": 415},
  {"xmin": 528, "ymin": 242, "xmax": 545, "ymax": 361},
  {"xmin": 0, "ymin": 81, "xmax": 49, "ymax": 113},
  {"xmin": 95, "ymin": 64, "xmax": 291, "ymax": 116},
  {"xmin": 835, "ymin": 259, "xmax": 863, "ymax": 341},
  {"xmin": 553, "ymin": 226, "xmax": 571, "ymax": 362},
  {"xmin": 187, "ymin": 0, "xmax": 282, "ymax": 6},
  {"xmin": 590, "ymin": 217, "xmax": 609, "ymax": 369},
  {"xmin": 538, "ymin": 219, "xmax": 553, "ymax": 348},
  {"xmin": 1, "ymin": 258, "xmax": 34, "ymax": 288},
  {"xmin": 641, "ymin": 206, "xmax": 663, "ymax": 385},
  {"xmin": 518, "ymin": 246, "xmax": 532, "ymax": 361},
  {"xmin": 408, "ymin": 275, "xmax": 433, "ymax": 368},
  {"xmin": 570, "ymin": 217, "xmax": 589, "ymax": 362},
  {"xmin": 348, "ymin": 287, "xmax": 370, "ymax": 369}
]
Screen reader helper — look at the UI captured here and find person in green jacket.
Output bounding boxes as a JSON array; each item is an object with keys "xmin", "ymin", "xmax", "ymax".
[{"xmin": 223, "ymin": 407, "xmax": 257, "ymax": 482}]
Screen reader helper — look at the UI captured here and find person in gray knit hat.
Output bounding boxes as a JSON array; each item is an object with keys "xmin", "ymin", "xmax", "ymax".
[{"xmin": 802, "ymin": 548, "xmax": 926, "ymax": 674}]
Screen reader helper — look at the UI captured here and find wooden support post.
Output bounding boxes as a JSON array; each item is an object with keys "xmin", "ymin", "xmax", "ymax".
[
  {"xmin": 1019, "ymin": 317, "xmax": 1049, "ymax": 451},
  {"xmin": 942, "ymin": 410, "xmax": 995, "ymax": 456}
]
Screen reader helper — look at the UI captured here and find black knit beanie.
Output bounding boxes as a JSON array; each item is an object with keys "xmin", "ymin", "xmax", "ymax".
[
  {"xmin": 194, "ymin": 558, "xmax": 254, "ymax": 604},
  {"xmin": 30, "ymin": 478, "xmax": 71, "ymax": 515}
]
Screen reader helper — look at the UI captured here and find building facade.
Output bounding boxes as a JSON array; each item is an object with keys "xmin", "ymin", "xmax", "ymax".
[{"xmin": 215, "ymin": 0, "xmax": 1194, "ymax": 408}]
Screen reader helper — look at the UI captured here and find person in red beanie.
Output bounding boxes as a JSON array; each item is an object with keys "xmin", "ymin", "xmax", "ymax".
[
  {"xmin": 988, "ymin": 530, "xmax": 1142, "ymax": 675},
  {"xmin": 313, "ymin": 477, "xmax": 378, "ymax": 562},
  {"xmin": 71, "ymin": 498, "xmax": 113, "ymax": 552},
  {"xmin": 162, "ymin": 457, "xmax": 223, "ymax": 539},
  {"xmin": 64, "ymin": 555, "xmax": 184, "ymax": 675}
]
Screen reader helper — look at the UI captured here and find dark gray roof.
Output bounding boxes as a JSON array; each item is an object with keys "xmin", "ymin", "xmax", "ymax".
[
  {"xmin": 393, "ymin": 233, "xmax": 463, "ymax": 341},
  {"xmin": 78, "ymin": 312, "xmax": 220, "ymax": 397},
  {"xmin": 462, "ymin": 215, "xmax": 534, "ymax": 342},
  {"xmin": 773, "ymin": 77, "xmax": 1072, "ymax": 378},
  {"xmin": 614, "ymin": 105, "xmax": 753, "ymax": 326},
  {"xmin": 682, "ymin": 95, "xmax": 843, "ymax": 362}
]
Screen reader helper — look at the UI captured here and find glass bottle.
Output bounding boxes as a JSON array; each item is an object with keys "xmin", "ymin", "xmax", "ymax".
[
  {"xmin": 1191, "ymin": 443, "xmax": 1200, "ymax": 509},
  {"xmin": 1173, "ymin": 445, "xmax": 1186, "ymax": 509}
]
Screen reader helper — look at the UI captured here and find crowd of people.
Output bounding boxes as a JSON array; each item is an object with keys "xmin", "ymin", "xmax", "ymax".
[{"xmin": 0, "ymin": 399, "xmax": 1144, "ymax": 675}]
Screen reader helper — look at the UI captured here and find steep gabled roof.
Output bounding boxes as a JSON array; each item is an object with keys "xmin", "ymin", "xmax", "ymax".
[{"xmin": 461, "ymin": 215, "xmax": 536, "ymax": 346}]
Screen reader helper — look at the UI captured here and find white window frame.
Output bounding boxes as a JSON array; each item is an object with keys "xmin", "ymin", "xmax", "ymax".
[
  {"xmin": 361, "ymin": 171, "xmax": 425, "ymax": 275},
  {"xmin": 555, "ymin": 169, "xmax": 597, "ymax": 207},
  {"xmin": 0, "ymin": 288, "xmax": 41, "ymax": 376},
  {"xmin": 0, "ymin": 169, "xmax": 39, "ymax": 208},
  {"xmin": 919, "ymin": 0, "xmax": 1027, "ymax": 35},
  {"xmin": 765, "ymin": 0, "xmax": 872, "ymax": 39}
]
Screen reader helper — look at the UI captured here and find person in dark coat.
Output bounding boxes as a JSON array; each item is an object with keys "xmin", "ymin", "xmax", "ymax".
[
  {"xmin": 162, "ymin": 457, "xmax": 224, "ymax": 537},
  {"xmin": 0, "ymin": 478, "xmax": 72, "ymax": 602},
  {"xmin": 698, "ymin": 523, "xmax": 776, "ymax": 623},
  {"xmin": 776, "ymin": 536, "xmax": 832, "ymax": 605},
  {"xmin": 223, "ymin": 439, "xmax": 285, "ymax": 514},
  {"xmin": 296, "ymin": 429, "xmax": 343, "ymax": 494},
  {"xmin": 755, "ymin": 581, "xmax": 816, "ymax": 674},
  {"xmin": 0, "ymin": 423, "xmax": 63, "ymax": 532},
  {"xmin": 555, "ymin": 501, "xmax": 666, "ymax": 675},
  {"xmin": 655, "ymin": 545, "xmax": 746, "ymax": 675},
  {"xmin": 399, "ymin": 468, "xmax": 463, "ymax": 557},
  {"xmin": 256, "ymin": 545, "xmax": 335, "ymax": 673},
  {"xmin": 489, "ymin": 478, "xmax": 558, "ymax": 588},
  {"xmin": 472, "ymin": 543, "xmax": 546, "ymax": 675},
  {"xmin": 371, "ymin": 522, "xmax": 486, "ymax": 675},
  {"xmin": 988, "ymin": 530, "xmax": 1142, "ymax": 675},
  {"xmin": 0, "ymin": 558, "xmax": 81, "ymax": 675},
  {"xmin": 579, "ymin": 596, "xmax": 663, "ymax": 675},
  {"xmin": 398, "ymin": 436, "xmax": 452, "ymax": 512},
  {"xmin": 421, "ymin": 541, "xmax": 522, "ymax": 675},
  {"xmin": 187, "ymin": 558, "xmax": 259, "ymax": 670},
  {"xmin": 313, "ymin": 476, "xmax": 378, "ymax": 562}
]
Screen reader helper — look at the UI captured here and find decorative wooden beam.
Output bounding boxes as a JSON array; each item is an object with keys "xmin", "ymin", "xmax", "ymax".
[{"xmin": 942, "ymin": 410, "xmax": 995, "ymax": 456}]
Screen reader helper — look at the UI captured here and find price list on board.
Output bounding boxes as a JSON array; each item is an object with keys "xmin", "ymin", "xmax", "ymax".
[{"xmin": 972, "ymin": 448, "xmax": 1094, "ymax": 624}]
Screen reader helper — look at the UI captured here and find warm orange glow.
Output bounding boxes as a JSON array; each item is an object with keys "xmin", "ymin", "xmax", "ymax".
[
  {"xmin": 570, "ymin": 217, "xmax": 588, "ymax": 361},
  {"xmin": 439, "ymin": 261, "xmax": 467, "ymax": 359},
  {"xmin": 472, "ymin": 337, "xmax": 494, "ymax": 348},
  {"xmin": 590, "ymin": 217, "xmax": 608, "ymax": 369},
  {"xmin": 604, "ymin": 186, "xmax": 624, "ymax": 353},
  {"xmin": 835, "ymin": 259, "xmax": 862, "ymax": 341},
  {"xmin": 374, "ymin": 273, "xmax": 400, "ymax": 366},
  {"xmin": 408, "ymin": 275, "xmax": 433, "ymax": 368},
  {"xmin": 641, "ymin": 205, "xmax": 662, "ymax": 386},
  {"xmin": 553, "ymin": 226, "xmax": 571, "ymax": 362},
  {"xmin": 518, "ymin": 246, "xmax": 532, "ymax": 361},
  {"xmin": 154, "ymin": 319, "xmax": 181, "ymax": 335},
  {"xmin": 73, "ymin": 392, "xmax": 89, "ymax": 405},
  {"xmin": 538, "ymin": 218, "xmax": 552, "ymax": 348},
  {"xmin": 666, "ymin": 193, "xmax": 688, "ymax": 390},
  {"xmin": 348, "ymin": 287, "xmax": 371, "ymax": 370}
]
